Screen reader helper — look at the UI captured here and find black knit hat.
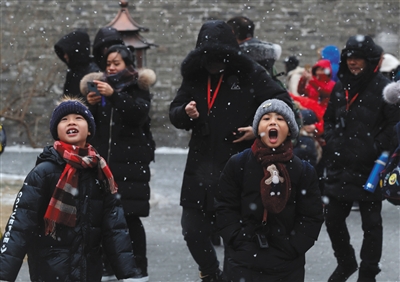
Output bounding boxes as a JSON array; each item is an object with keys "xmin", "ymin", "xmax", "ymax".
[
  {"xmin": 252, "ymin": 99, "xmax": 299, "ymax": 138},
  {"xmin": 49, "ymin": 100, "xmax": 96, "ymax": 141},
  {"xmin": 300, "ymin": 109, "xmax": 318, "ymax": 125}
]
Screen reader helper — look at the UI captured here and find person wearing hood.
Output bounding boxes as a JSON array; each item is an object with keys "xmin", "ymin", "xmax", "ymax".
[
  {"xmin": 81, "ymin": 44, "xmax": 156, "ymax": 282},
  {"xmin": 292, "ymin": 59, "xmax": 335, "ymax": 138},
  {"xmin": 323, "ymin": 35, "xmax": 399, "ymax": 282},
  {"xmin": 321, "ymin": 45, "xmax": 340, "ymax": 82},
  {"xmin": 92, "ymin": 27, "xmax": 125, "ymax": 71},
  {"xmin": 54, "ymin": 30, "xmax": 100, "ymax": 98},
  {"xmin": 297, "ymin": 59, "xmax": 336, "ymax": 108},
  {"xmin": 215, "ymin": 99, "xmax": 323, "ymax": 282},
  {"xmin": 169, "ymin": 20, "xmax": 292, "ymax": 282}
]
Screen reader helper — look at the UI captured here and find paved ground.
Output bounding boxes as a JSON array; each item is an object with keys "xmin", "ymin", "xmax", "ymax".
[{"xmin": 1, "ymin": 148, "xmax": 399, "ymax": 282}]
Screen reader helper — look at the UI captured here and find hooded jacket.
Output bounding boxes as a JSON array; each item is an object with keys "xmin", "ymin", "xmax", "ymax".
[
  {"xmin": 92, "ymin": 27, "xmax": 125, "ymax": 71},
  {"xmin": 169, "ymin": 20, "xmax": 292, "ymax": 211},
  {"xmin": 0, "ymin": 146, "xmax": 137, "ymax": 281},
  {"xmin": 323, "ymin": 35, "xmax": 399, "ymax": 201},
  {"xmin": 54, "ymin": 30, "xmax": 99, "ymax": 97},
  {"xmin": 298, "ymin": 59, "xmax": 335, "ymax": 107},
  {"xmin": 80, "ymin": 68, "xmax": 156, "ymax": 217}
]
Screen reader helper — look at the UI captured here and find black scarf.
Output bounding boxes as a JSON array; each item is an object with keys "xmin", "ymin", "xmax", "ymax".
[{"xmin": 105, "ymin": 65, "xmax": 138, "ymax": 92}]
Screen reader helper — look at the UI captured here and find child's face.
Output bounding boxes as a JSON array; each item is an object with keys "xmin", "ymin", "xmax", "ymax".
[
  {"xmin": 258, "ymin": 112, "xmax": 290, "ymax": 148},
  {"xmin": 57, "ymin": 114, "xmax": 89, "ymax": 147},
  {"xmin": 303, "ymin": 124, "xmax": 316, "ymax": 134}
]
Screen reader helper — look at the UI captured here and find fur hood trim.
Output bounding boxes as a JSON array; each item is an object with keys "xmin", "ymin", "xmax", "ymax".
[
  {"xmin": 80, "ymin": 69, "xmax": 156, "ymax": 95},
  {"xmin": 383, "ymin": 80, "xmax": 400, "ymax": 105}
]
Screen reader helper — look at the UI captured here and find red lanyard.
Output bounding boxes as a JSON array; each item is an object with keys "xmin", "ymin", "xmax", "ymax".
[
  {"xmin": 345, "ymin": 90, "xmax": 359, "ymax": 111},
  {"xmin": 207, "ymin": 74, "xmax": 224, "ymax": 114}
]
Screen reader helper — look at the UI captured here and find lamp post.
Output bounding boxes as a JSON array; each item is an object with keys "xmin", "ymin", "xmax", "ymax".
[{"xmin": 106, "ymin": 0, "xmax": 156, "ymax": 68}]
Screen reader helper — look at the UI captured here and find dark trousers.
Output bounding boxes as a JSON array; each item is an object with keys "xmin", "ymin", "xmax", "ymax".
[
  {"xmin": 181, "ymin": 207, "xmax": 220, "ymax": 275},
  {"xmin": 126, "ymin": 215, "xmax": 148, "ymax": 274},
  {"xmin": 229, "ymin": 263, "xmax": 305, "ymax": 282},
  {"xmin": 324, "ymin": 197, "xmax": 382, "ymax": 275}
]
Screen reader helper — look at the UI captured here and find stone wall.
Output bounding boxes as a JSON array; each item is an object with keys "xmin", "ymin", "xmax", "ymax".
[{"xmin": 1, "ymin": 0, "xmax": 399, "ymax": 148}]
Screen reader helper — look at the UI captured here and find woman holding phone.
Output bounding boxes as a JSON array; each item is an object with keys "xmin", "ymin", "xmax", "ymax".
[{"xmin": 80, "ymin": 44, "xmax": 156, "ymax": 281}]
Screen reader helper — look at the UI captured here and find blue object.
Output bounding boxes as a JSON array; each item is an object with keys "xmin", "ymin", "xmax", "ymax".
[{"xmin": 364, "ymin": 151, "xmax": 390, "ymax": 193}]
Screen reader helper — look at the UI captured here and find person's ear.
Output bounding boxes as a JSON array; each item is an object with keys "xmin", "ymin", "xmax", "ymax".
[{"xmin": 88, "ymin": 132, "xmax": 91, "ymax": 136}]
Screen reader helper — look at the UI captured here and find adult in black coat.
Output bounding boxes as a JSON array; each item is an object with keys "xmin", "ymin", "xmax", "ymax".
[
  {"xmin": 54, "ymin": 30, "xmax": 99, "ymax": 98},
  {"xmin": 169, "ymin": 20, "xmax": 292, "ymax": 281},
  {"xmin": 0, "ymin": 143, "xmax": 138, "ymax": 281},
  {"xmin": 323, "ymin": 35, "xmax": 400, "ymax": 282},
  {"xmin": 82, "ymin": 45, "xmax": 156, "ymax": 279}
]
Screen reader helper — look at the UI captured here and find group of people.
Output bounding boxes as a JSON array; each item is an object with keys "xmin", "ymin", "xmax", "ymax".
[
  {"xmin": 0, "ymin": 27, "xmax": 155, "ymax": 282},
  {"xmin": 0, "ymin": 16, "xmax": 399, "ymax": 282}
]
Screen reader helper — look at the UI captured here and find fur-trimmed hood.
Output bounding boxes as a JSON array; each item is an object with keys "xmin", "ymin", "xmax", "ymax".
[
  {"xmin": 80, "ymin": 69, "xmax": 156, "ymax": 95},
  {"xmin": 180, "ymin": 20, "xmax": 257, "ymax": 81},
  {"xmin": 383, "ymin": 80, "xmax": 400, "ymax": 105}
]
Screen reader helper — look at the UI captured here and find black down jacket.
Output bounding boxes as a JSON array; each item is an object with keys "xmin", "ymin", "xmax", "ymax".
[
  {"xmin": 215, "ymin": 149, "xmax": 324, "ymax": 278},
  {"xmin": 169, "ymin": 20, "xmax": 292, "ymax": 211},
  {"xmin": 323, "ymin": 36, "xmax": 400, "ymax": 201},
  {"xmin": 81, "ymin": 69, "xmax": 156, "ymax": 217},
  {"xmin": 0, "ymin": 146, "xmax": 137, "ymax": 281}
]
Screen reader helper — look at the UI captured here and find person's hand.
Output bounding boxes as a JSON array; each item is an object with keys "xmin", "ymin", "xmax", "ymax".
[
  {"xmin": 232, "ymin": 126, "xmax": 255, "ymax": 143},
  {"xmin": 93, "ymin": 80, "xmax": 114, "ymax": 97},
  {"xmin": 301, "ymin": 69, "xmax": 312, "ymax": 81},
  {"xmin": 185, "ymin": 101, "xmax": 199, "ymax": 119},
  {"xmin": 86, "ymin": 92, "xmax": 102, "ymax": 105}
]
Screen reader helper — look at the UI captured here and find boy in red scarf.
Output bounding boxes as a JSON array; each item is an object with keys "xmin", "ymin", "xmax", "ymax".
[
  {"xmin": 0, "ymin": 97, "xmax": 144, "ymax": 281},
  {"xmin": 215, "ymin": 99, "xmax": 324, "ymax": 282}
]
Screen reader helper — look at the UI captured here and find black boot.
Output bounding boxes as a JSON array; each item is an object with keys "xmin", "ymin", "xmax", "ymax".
[
  {"xmin": 200, "ymin": 269, "xmax": 224, "ymax": 282},
  {"xmin": 356, "ymin": 266, "xmax": 380, "ymax": 282},
  {"xmin": 328, "ymin": 262, "xmax": 358, "ymax": 282},
  {"xmin": 134, "ymin": 255, "xmax": 148, "ymax": 278}
]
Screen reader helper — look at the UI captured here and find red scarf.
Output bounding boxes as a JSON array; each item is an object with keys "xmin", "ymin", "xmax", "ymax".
[
  {"xmin": 44, "ymin": 141, "xmax": 118, "ymax": 237},
  {"xmin": 251, "ymin": 138, "xmax": 293, "ymax": 219}
]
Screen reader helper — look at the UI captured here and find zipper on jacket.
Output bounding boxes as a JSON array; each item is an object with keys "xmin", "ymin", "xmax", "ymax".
[{"xmin": 107, "ymin": 108, "xmax": 114, "ymax": 162}]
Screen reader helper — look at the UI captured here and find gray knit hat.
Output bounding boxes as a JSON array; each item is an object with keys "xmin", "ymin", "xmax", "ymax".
[
  {"xmin": 50, "ymin": 99, "xmax": 96, "ymax": 141},
  {"xmin": 252, "ymin": 99, "xmax": 299, "ymax": 138}
]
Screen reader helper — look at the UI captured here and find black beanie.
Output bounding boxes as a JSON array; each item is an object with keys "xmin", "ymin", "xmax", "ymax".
[
  {"xmin": 49, "ymin": 100, "xmax": 96, "ymax": 141},
  {"xmin": 301, "ymin": 109, "xmax": 318, "ymax": 125}
]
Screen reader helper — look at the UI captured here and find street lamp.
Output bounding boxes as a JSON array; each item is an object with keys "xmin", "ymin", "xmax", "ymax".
[{"xmin": 106, "ymin": 0, "xmax": 156, "ymax": 68}]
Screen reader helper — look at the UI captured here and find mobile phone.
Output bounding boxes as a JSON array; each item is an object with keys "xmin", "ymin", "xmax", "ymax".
[{"xmin": 87, "ymin": 81, "xmax": 100, "ymax": 96}]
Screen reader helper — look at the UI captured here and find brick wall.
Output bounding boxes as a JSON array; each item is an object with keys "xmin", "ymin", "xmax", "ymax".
[{"xmin": 1, "ymin": 0, "xmax": 399, "ymax": 148}]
